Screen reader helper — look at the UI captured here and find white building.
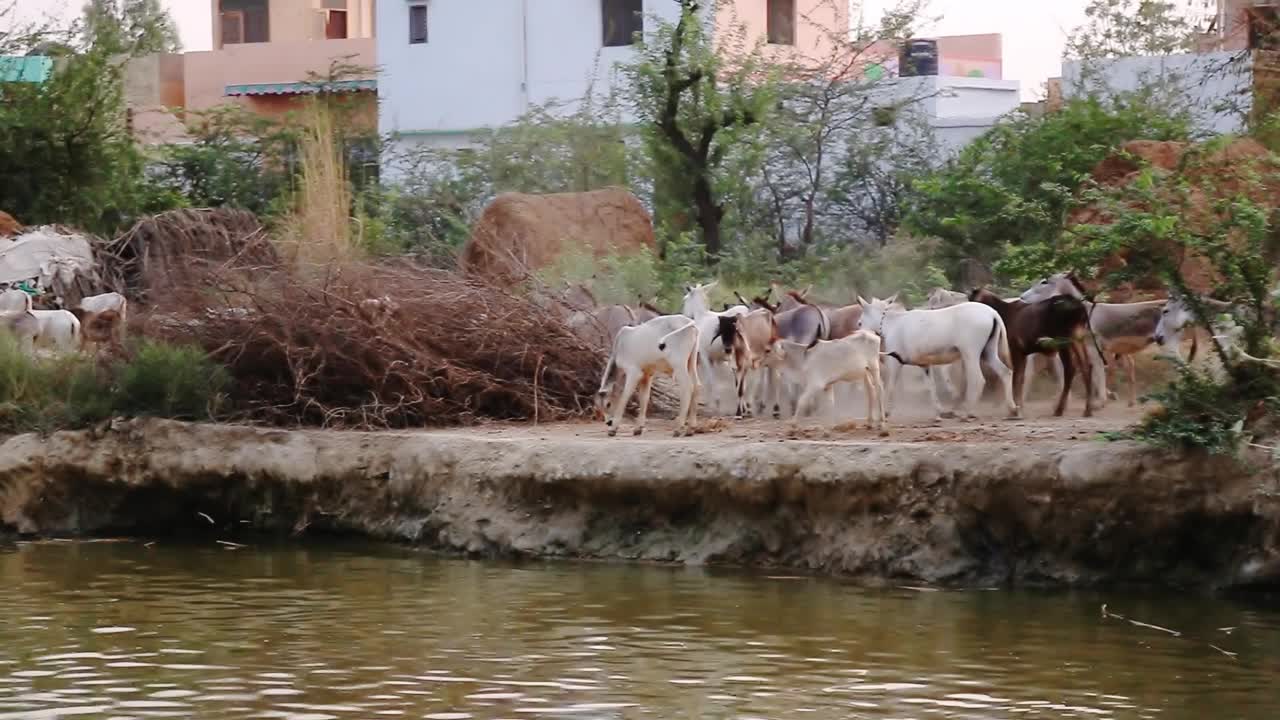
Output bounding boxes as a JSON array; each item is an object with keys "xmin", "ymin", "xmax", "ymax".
[
  {"xmin": 377, "ymin": 0, "xmax": 696, "ymax": 159},
  {"xmin": 1061, "ymin": 51, "xmax": 1252, "ymax": 136}
]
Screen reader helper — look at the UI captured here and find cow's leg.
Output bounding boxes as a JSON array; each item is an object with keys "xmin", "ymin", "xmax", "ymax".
[
  {"xmin": 1126, "ymin": 355, "xmax": 1138, "ymax": 407},
  {"xmin": 920, "ymin": 365, "xmax": 949, "ymax": 421},
  {"xmin": 1076, "ymin": 341, "xmax": 1096, "ymax": 418},
  {"xmin": 608, "ymin": 371, "xmax": 642, "ymax": 437},
  {"xmin": 1053, "ymin": 348, "xmax": 1075, "ymax": 417},
  {"xmin": 826, "ymin": 385, "xmax": 838, "ymax": 422},
  {"xmin": 672, "ymin": 364, "xmax": 696, "ymax": 437},
  {"xmin": 1009, "ymin": 355, "xmax": 1028, "ymax": 417},
  {"xmin": 882, "ymin": 358, "xmax": 900, "ymax": 419},
  {"xmin": 792, "ymin": 386, "xmax": 817, "ymax": 425},
  {"xmin": 632, "ymin": 374, "xmax": 655, "ymax": 436},
  {"xmin": 734, "ymin": 364, "xmax": 750, "ymax": 419}
]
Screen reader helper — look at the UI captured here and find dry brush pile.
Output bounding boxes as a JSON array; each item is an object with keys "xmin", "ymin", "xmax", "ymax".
[{"xmin": 146, "ymin": 260, "xmax": 607, "ymax": 428}]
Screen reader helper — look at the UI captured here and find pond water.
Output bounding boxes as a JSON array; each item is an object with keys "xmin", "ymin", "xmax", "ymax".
[{"xmin": 1, "ymin": 540, "xmax": 1277, "ymax": 719}]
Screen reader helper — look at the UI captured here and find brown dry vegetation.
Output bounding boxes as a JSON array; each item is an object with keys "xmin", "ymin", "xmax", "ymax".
[
  {"xmin": 145, "ymin": 260, "xmax": 606, "ymax": 428},
  {"xmin": 461, "ymin": 188, "xmax": 656, "ymax": 285}
]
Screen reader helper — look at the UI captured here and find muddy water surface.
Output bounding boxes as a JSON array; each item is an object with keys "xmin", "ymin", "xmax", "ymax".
[{"xmin": 1, "ymin": 541, "xmax": 1277, "ymax": 719}]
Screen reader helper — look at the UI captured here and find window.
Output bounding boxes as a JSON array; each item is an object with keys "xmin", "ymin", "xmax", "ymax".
[
  {"xmin": 325, "ymin": 10, "xmax": 349, "ymax": 39},
  {"xmin": 409, "ymin": 4, "xmax": 428, "ymax": 44},
  {"xmin": 767, "ymin": 0, "xmax": 795, "ymax": 45},
  {"xmin": 219, "ymin": 0, "xmax": 269, "ymax": 45},
  {"xmin": 602, "ymin": 0, "xmax": 643, "ymax": 47}
]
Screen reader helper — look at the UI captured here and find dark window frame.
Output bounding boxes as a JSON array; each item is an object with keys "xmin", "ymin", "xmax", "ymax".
[
  {"xmin": 602, "ymin": 0, "xmax": 644, "ymax": 47},
  {"xmin": 767, "ymin": 0, "xmax": 796, "ymax": 46},
  {"xmin": 409, "ymin": 3, "xmax": 428, "ymax": 44}
]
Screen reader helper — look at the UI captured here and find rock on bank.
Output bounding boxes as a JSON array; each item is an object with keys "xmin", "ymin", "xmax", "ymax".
[{"xmin": 1, "ymin": 419, "xmax": 1278, "ymax": 588}]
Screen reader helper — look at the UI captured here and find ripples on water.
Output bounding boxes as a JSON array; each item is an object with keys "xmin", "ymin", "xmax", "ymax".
[{"xmin": 0, "ymin": 541, "xmax": 1277, "ymax": 719}]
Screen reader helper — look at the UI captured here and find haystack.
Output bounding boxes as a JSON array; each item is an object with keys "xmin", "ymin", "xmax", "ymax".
[
  {"xmin": 461, "ymin": 187, "xmax": 656, "ymax": 285},
  {"xmin": 98, "ymin": 208, "xmax": 278, "ymax": 303},
  {"xmin": 1069, "ymin": 138, "xmax": 1280, "ymax": 301}
]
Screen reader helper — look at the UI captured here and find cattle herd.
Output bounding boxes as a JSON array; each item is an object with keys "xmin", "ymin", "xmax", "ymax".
[
  {"xmin": 580, "ymin": 272, "xmax": 1254, "ymax": 438},
  {"xmin": 0, "ymin": 288, "xmax": 128, "ymax": 356}
]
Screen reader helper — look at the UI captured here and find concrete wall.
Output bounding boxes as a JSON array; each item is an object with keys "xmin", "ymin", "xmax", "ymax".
[
  {"xmin": 212, "ymin": 0, "xmax": 378, "ymax": 48},
  {"xmin": 718, "ymin": 0, "xmax": 849, "ymax": 67},
  {"xmin": 184, "ymin": 36, "xmax": 375, "ymax": 112},
  {"xmin": 1061, "ymin": 51, "xmax": 1252, "ymax": 135}
]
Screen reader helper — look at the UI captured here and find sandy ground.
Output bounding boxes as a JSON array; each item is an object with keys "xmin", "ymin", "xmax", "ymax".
[{"xmin": 441, "ymin": 366, "xmax": 1151, "ymax": 446}]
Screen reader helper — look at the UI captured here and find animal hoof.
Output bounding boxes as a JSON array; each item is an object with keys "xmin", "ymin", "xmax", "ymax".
[
  {"xmin": 939, "ymin": 410, "xmax": 957, "ymax": 419},
  {"xmin": 878, "ymin": 429, "xmax": 890, "ymax": 438},
  {"xmin": 633, "ymin": 426, "xmax": 644, "ymax": 436},
  {"xmin": 734, "ymin": 414, "xmax": 745, "ymax": 421},
  {"xmin": 607, "ymin": 428, "xmax": 618, "ymax": 437}
]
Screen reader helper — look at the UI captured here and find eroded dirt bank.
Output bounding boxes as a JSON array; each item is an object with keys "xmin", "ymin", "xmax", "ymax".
[{"xmin": 1, "ymin": 418, "xmax": 1278, "ymax": 588}]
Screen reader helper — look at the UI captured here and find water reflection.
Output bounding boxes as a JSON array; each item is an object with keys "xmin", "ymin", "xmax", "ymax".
[{"xmin": 0, "ymin": 541, "xmax": 1277, "ymax": 719}]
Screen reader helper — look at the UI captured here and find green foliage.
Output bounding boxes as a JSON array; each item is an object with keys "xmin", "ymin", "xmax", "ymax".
[
  {"xmin": 81, "ymin": 0, "xmax": 182, "ymax": 56},
  {"xmin": 906, "ymin": 96, "xmax": 1192, "ymax": 281},
  {"xmin": 624, "ymin": 0, "xmax": 776, "ymax": 256},
  {"xmin": 145, "ymin": 107, "xmax": 299, "ymax": 217},
  {"xmin": 1065, "ymin": 0, "xmax": 1196, "ymax": 61},
  {"xmin": 1120, "ymin": 361, "xmax": 1279, "ymax": 454},
  {"xmin": 113, "ymin": 341, "xmax": 227, "ymax": 420},
  {"xmin": 0, "ymin": 337, "xmax": 226, "ymax": 434}
]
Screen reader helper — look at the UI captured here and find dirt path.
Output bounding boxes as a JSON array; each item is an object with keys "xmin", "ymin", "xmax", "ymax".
[{"xmin": 436, "ymin": 399, "xmax": 1148, "ymax": 446}]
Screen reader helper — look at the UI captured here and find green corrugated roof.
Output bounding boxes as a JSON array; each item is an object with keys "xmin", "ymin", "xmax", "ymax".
[
  {"xmin": 225, "ymin": 79, "xmax": 377, "ymax": 96},
  {"xmin": 0, "ymin": 56, "xmax": 53, "ymax": 84}
]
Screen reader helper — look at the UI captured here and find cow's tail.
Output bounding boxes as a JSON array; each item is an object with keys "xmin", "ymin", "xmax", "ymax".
[
  {"xmin": 985, "ymin": 316, "xmax": 1013, "ymax": 370},
  {"xmin": 658, "ymin": 321, "xmax": 696, "ymax": 352},
  {"xmin": 817, "ymin": 305, "xmax": 830, "ymax": 341}
]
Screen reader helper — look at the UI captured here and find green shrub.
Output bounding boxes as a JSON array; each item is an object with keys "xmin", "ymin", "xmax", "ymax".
[
  {"xmin": 113, "ymin": 342, "xmax": 228, "ymax": 420},
  {"xmin": 0, "ymin": 337, "xmax": 226, "ymax": 434}
]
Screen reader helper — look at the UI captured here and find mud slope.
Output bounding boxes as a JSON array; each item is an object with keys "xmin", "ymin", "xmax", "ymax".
[{"xmin": 1, "ymin": 419, "xmax": 1278, "ymax": 588}]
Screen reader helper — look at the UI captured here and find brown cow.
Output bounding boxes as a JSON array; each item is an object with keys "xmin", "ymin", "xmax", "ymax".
[
  {"xmin": 711, "ymin": 309, "xmax": 780, "ymax": 418},
  {"xmin": 968, "ymin": 288, "xmax": 1097, "ymax": 417}
]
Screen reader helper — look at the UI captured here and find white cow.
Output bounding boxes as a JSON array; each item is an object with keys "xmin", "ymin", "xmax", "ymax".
[
  {"xmin": 766, "ymin": 330, "xmax": 888, "ymax": 429},
  {"xmin": 595, "ymin": 314, "xmax": 701, "ymax": 437},
  {"xmin": 858, "ymin": 295, "xmax": 1018, "ymax": 420},
  {"xmin": 0, "ymin": 291, "xmax": 38, "ymax": 354},
  {"xmin": 31, "ymin": 309, "xmax": 81, "ymax": 353},
  {"xmin": 681, "ymin": 282, "xmax": 747, "ymax": 414}
]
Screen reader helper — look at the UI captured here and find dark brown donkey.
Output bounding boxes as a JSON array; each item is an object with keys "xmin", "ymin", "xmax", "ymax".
[{"xmin": 968, "ymin": 288, "xmax": 1097, "ymax": 417}]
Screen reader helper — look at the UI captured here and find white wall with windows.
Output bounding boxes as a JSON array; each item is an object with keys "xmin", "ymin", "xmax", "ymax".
[{"xmin": 379, "ymin": 0, "xmax": 683, "ymax": 173}]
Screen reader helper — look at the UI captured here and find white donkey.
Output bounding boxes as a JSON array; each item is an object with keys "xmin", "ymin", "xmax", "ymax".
[
  {"xmin": 681, "ymin": 281, "xmax": 748, "ymax": 414},
  {"xmin": 858, "ymin": 294, "xmax": 1018, "ymax": 420},
  {"xmin": 595, "ymin": 315, "xmax": 702, "ymax": 437}
]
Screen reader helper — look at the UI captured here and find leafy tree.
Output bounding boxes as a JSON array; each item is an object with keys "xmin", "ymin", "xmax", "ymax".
[
  {"xmin": 81, "ymin": 0, "xmax": 181, "ymax": 56},
  {"xmin": 624, "ymin": 0, "xmax": 775, "ymax": 258},
  {"xmin": 904, "ymin": 96, "xmax": 1192, "ymax": 281},
  {"xmin": 1065, "ymin": 0, "xmax": 1200, "ymax": 60}
]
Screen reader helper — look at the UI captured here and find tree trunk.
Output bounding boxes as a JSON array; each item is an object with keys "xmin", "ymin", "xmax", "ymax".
[{"xmin": 692, "ymin": 176, "xmax": 722, "ymax": 258}]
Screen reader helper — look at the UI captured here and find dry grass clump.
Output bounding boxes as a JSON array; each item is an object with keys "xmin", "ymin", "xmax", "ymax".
[
  {"xmin": 99, "ymin": 208, "xmax": 275, "ymax": 301},
  {"xmin": 274, "ymin": 99, "xmax": 359, "ymax": 272},
  {"xmin": 146, "ymin": 261, "xmax": 606, "ymax": 428}
]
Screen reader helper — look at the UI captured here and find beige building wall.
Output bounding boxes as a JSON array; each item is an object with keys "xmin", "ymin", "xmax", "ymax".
[
  {"xmin": 184, "ymin": 36, "xmax": 376, "ymax": 112},
  {"xmin": 212, "ymin": 0, "xmax": 377, "ymax": 49},
  {"xmin": 717, "ymin": 0, "xmax": 850, "ymax": 69}
]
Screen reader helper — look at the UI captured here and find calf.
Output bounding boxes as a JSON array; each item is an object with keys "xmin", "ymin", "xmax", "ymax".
[
  {"xmin": 968, "ymin": 288, "xmax": 1096, "ymax": 417},
  {"xmin": 711, "ymin": 309, "xmax": 781, "ymax": 418},
  {"xmin": 77, "ymin": 292, "xmax": 129, "ymax": 347},
  {"xmin": 766, "ymin": 330, "xmax": 887, "ymax": 429},
  {"xmin": 595, "ymin": 315, "xmax": 701, "ymax": 437}
]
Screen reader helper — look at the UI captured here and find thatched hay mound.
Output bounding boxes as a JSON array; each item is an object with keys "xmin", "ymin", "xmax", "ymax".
[
  {"xmin": 462, "ymin": 188, "xmax": 656, "ymax": 285},
  {"xmin": 1070, "ymin": 138, "xmax": 1280, "ymax": 301},
  {"xmin": 0, "ymin": 211, "xmax": 21, "ymax": 238},
  {"xmin": 99, "ymin": 208, "xmax": 277, "ymax": 302},
  {"xmin": 147, "ymin": 262, "xmax": 604, "ymax": 428}
]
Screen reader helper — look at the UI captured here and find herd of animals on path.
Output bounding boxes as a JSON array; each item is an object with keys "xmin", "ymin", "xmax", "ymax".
[{"xmin": 581, "ymin": 272, "xmax": 1245, "ymax": 438}]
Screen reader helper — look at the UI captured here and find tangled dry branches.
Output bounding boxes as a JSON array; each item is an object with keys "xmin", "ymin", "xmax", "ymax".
[
  {"xmin": 97, "ymin": 208, "xmax": 277, "ymax": 301},
  {"xmin": 146, "ymin": 260, "xmax": 607, "ymax": 428}
]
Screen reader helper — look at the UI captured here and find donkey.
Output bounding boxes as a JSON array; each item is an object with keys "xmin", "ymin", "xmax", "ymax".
[{"xmin": 969, "ymin": 288, "xmax": 1096, "ymax": 417}]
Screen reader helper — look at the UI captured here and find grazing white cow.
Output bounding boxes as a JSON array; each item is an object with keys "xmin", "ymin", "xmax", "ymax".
[
  {"xmin": 681, "ymin": 282, "xmax": 747, "ymax": 414},
  {"xmin": 766, "ymin": 330, "xmax": 888, "ymax": 429},
  {"xmin": 595, "ymin": 315, "xmax": 701, "ymax": 437},
  {"xmin": 0, "ymin": 289, "xmax": 32, "ymax": 313},
  {"xmin": 31, "ymin": 309, "xmax": 81, "ymax": 353},
  {"xmin": 858, "ymin": 295, "xmax": 1017, "ymax": 420}
]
